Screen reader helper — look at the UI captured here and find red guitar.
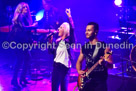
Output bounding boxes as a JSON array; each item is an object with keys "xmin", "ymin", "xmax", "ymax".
[{"xmin": 77, "ymin": 51, "xmax": 112, "ymax": 91}]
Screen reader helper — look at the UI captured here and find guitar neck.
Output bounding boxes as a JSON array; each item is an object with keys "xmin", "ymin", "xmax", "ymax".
[
  {"xmin": 86, "ymin": 61, "xmax": 99, "ymax": 76},
  {"xmin": 86, "ymin": 51, "xmax": 112, "ymax": 76}
]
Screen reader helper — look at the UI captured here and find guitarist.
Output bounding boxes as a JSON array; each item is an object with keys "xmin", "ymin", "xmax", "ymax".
[{"xmin": 76, "ymin": 22, "xmax": 113, "ymax": 91}]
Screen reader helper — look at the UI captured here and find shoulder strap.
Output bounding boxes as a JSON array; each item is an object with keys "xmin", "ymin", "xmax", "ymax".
[{"xmin": 92, "ymin": 42, "xmax": 101, "ymax": 60}]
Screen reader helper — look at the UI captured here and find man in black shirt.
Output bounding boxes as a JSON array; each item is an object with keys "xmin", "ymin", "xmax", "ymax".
[
  {"xmin": 40, "ymin": 0, "xmax": 61, "ymax": 29},
  {"xmin": 76, "ymin": 22, "xmax": 113, "ymax": 91}
]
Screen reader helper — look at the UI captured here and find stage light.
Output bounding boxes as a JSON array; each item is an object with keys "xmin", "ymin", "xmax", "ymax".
[
  {"xmin": 114, "ymin": 0, "xmax": 122, "ymax": 6},
  {"xmin": 36, "ymin": 9, "xmax": 44, "ymax": 21},
  {"xmin": 109, "ymin": 35, "xmax": 121, "ymax": 40}
]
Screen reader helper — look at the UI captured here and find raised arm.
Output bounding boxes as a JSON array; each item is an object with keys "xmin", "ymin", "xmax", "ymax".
[
  {"xmin": 65, "ymin": 8, "xmax": 75, "ymax": 29},
  {"xmin": 65, "ymin": 8, "xmax": 75, "ymax": 44}
]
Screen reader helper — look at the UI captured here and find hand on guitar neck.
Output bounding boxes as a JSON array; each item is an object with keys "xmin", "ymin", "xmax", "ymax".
[
  {"xmin": 77, "ymin": 50, "xmax": 112, "ymax": 78},
  {"xmin": 99, "ymin": 50, "xmax": 113, "ymax": 68},
  {"xmin": 77, "ymin": 49, "xmax": 113, "ymax": 91}
]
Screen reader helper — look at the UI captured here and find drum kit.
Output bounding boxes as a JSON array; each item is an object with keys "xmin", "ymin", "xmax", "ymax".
[
  {"xmin": 130, "ymin": 44, "xmax": 136, "ymax": 72},
  {"xmin": 115, "ymin": 4, "xmax": 136, "ymax": 74},
  {"xmin": 113, "ymin": 21, "xmax": 136, "ymax": 75},
  {"xmin": 123, "ymin": 22, "xmax": 136, "ymax": 74}
]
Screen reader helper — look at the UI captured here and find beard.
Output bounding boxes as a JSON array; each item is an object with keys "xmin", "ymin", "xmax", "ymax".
[{"xmin": 88, "ymin": 33, "xmax": 96, "ymax": 41}]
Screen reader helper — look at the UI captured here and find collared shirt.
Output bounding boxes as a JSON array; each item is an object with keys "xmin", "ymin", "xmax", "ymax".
[{"xmin": 54, "ymin": 40, "xmax": 71, "ymax": 68}]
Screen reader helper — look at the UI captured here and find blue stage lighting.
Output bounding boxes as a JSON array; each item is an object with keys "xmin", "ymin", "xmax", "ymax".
[{"xmin": 36, "ymin": 9, "xmax": 44, "ymax": 21}]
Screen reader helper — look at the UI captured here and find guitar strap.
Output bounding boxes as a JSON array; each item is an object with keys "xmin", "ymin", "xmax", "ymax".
[{"xmin": 92, "ymin": 42, "xmax": 101, "ymax": 60}]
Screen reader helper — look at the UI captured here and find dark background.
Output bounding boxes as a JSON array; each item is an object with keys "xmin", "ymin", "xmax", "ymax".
[{"xmin": 0, "ymin": 0, "xmax": 136, "ymax": 68}]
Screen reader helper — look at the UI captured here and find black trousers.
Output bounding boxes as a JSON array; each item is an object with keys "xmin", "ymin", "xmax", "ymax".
[
  {"xmin": 52, "ymin": 62, "xmax": 69, "ymax": 91},
  {"xmin": 82, "ymin": 79, "xmax": 107, "ymax": 91},
  {"xmin": 12, "ymin": 49, "xmax": 31, "ymax": 81}
]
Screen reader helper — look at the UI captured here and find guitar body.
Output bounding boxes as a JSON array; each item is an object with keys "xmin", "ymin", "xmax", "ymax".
[
  {"xmin": 77, "ymin": 50, "xmax": 112, "ymax": 91},
  {"xmin": 77, "ymin": 68, "xmax": 90, "ymax": 91}
]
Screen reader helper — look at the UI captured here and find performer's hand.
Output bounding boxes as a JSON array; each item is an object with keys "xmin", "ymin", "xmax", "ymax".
[
  {"xmin": 65, "ymin": 8, "xmax": 71, "ymax": 17},
  {"xmin": 47, "ymin": 34, "xmax": 53, "ymax": 43},
  {"xmin": 32, "ymin": 21, "xmax": 38, "ymax": 27},
  {"xmin": 78, "ymin": 70, "xmax": 86, "ymax": 77},
  {"xmin": 99, "ymin": 56, "xmax": 104, "ymax": 65}
]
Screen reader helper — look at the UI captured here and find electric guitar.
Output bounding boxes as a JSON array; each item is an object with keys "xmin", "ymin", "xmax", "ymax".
[{"xmin": 77, "ymin": 51, "xmax": 112, "ymax": 91}]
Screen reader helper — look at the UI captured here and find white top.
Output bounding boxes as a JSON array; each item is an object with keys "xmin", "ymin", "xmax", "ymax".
[{"xmin": 54, "ymin": 40, "xmax": 71, "ymax": 68}]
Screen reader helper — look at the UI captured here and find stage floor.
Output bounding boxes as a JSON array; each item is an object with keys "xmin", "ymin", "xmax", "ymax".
[{"xmin": 0, "ymin": 63, "xmax": 136, "ymax": 91}]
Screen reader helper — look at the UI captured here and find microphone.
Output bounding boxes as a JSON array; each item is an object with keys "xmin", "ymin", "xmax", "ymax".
[{"xmin": 46, "ymin": 30, "xmax": 58, "ymax": 39}]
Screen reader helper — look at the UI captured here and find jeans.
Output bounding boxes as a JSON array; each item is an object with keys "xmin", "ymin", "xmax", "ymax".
[
  {"xmin": 12, "ymin": 49, "xmax": 31, "ymax": 81},
  {"xmin": 52, "ymin": 62, "xmax": 70, "ymax": 91}
]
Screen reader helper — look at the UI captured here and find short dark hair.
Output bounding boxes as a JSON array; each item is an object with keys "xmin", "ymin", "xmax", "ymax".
[{"xmin": 87, "ymin": 22, "xmax": 99, "ymax": 33}]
